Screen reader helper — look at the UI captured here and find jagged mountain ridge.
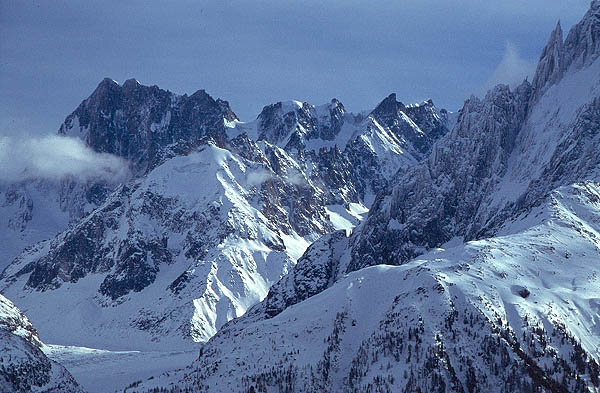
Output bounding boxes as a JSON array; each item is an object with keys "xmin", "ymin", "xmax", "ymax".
[
  {"xmin": 229, "ymin": 94, "xmax": 451, "ymax": 205},
  {"xmin": 59, "ymin": 77, "xmax": 238, "ymax": 176},
  {"xmin": 129, "ymin": 3, "xmax": 600, "ymax": 392},
  {"xmin": 348, "ymin": 0, "xmax": 600, "ymax": 271},
  {"xmin": 0, "ymin": 79, "xmax": 450, "ymax": 349},
  {"xmin": 0, "ymin": 294, "xmax": 83, "ymax": 393}
]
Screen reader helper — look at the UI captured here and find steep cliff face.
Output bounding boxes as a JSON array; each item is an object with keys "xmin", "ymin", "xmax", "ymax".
[
  {"xmin": 345, "ymin": 1, "xmax": 600, "ymax": 272},
  {"xmin": 349, "ymin": 82, "xmax": 533, "ymax": 269},
  {"xmin": 532, "ymin": 1, "xmax": 599, "ymax": 101}
]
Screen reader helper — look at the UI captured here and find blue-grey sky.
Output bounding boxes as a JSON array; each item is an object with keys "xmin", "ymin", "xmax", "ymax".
[{"xmin": 0, "ymin": 1, "xmax": 592, "ymax": 136}]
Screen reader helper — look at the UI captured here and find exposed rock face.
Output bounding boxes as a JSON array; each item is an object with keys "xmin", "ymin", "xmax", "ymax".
[
  {"xmin": 531, "ymin": 22, "xmax": 564, "ymax": 100},
  {"xmin": 481, "ymin": 94, "xmax": 600, "ymax": 236},
  {"xmin": 563, "ymin": 1, "xmax": 600, "ymax": 71},
  {"xmin": 532, "ymin": 1, "xmax": 600, "ymax": 100},
  {"xmin": 344, "ymin": 1, "xmax": 600, "ymax": 272},
  {"xmin": 59, "ymin": 78, "xmax": 238, "ymax": 175},
  {"xmin": 0, "ymin": 294, "xmax": 83, "ymax": 393}
]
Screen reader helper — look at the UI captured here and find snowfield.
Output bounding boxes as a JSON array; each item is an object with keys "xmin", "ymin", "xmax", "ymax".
[{"xmin": 43, "ymin": 345, "xmax": 197, "ymax": 393}]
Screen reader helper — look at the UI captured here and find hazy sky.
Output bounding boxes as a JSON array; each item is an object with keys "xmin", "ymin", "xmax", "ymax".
[{"xmin": 0, "ymin": 1, "xmax": 592, "ymax": 136}]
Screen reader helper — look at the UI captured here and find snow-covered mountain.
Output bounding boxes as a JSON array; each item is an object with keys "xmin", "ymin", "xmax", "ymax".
[
  {"xmin": 228, "ymin": 94, "xmax": 451, "ymax": 205},
  {"xmin": 127, "ymin": 2, "xmax": 600, "ymax": 392},
  {"xmin": 349, "ymin": 0, "xmax": 600, "ymax": 271},
  {"xmin": 2, "ymin": 3, "xmax": 598, "ymax": 391},
  {"xmin": 0, "ymin": 77, "xmax": 449, "ymax": 349},
  {"xmin": 131, "ymin": 182, "xmax": 600, "ymax": 393},
  {"xmin": 0, "ymin": 294, "xmax": 83, "ymax": 393},
  {"xmin": 0, "ymin": 76, "xmax": 240, "ymax": 273}
]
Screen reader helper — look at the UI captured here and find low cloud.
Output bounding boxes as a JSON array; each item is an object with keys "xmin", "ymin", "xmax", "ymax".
[
  {"xmin": 483, "ymin": 42, "xmax": 537, "ymax": 92},
  {"xmin": 246, "ymin": 168, "xmax": 273, "ymax": 186},
  {"xmin": 286, "ymin": 171, "xmax": 306, "ymax": 186},
  {"xmin": 246, "ymin": 167, "xmax": 306, "ymax": 187},
  {"xmin": 0, "ymin": 134, "xmax": 130, "ymax": 183}
]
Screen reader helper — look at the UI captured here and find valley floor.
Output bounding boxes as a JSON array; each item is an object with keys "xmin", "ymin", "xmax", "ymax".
[{"xmin": 43, "ymin": 344, "xmax": 198, "ymax": 393}]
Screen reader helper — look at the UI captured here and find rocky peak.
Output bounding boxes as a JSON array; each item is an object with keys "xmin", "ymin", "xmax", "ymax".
[
  {"xmin": 403, "ymin": 99, "xmax": 447, "ymax": 141},
  {"xmin": 563, "ymin": 0, "xmax": 600, "ymax": 70},
  {"xmin": 256, "ymin": 99, "xmax": 349, "ymax": 149},
  {"xmin": 93, "ymin": 77, "xmax": 120, "ymax": 95},
  {"xmin": 531, "ymin": 22, "xmax": 564, "ymax": 100},
  {"xmin": 313, "ymin": 98, "xmax": 346, "ymax": 141},
  {"xmin": 370, "ymin": 93, "xmax": 404, "ymax": 120},
  {"xmin": 532, "ymin": 1, "xmax": 600, "ymax": 100},
  {"xmin": 256, "ymin": 101, "xmax": 309, "ymax": 146},
  {"xmin": 216, "ymin": 98, "xmax": 238, "ymax": 122},
  {"xmin": 329, "ymin": 97, "xmax": 343, "ymax": 108},
  {"xmin": 58, "ymin": 78, "xmax": 237, "ymax": 175},
  {"xmin": 121, "ymin": 77, "xmax": 140, "ymax": 91},
  {"xmin": 368, "ymin": 94, "xmax": 448, "ymax": 158}
]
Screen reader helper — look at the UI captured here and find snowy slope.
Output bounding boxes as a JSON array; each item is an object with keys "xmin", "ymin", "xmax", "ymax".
[
  {"xmin": 0, "ymin": 294, "xmax": 83, "ymax": 393},
  {"xmin": 131, "ymin": 182, "xmax": 600, "ymax": 393},
  {"xmin": 43, "ymin": 344, "xmax": 196, "ymax": 393},
  {"xmin": 1, "ymin": 145, "xmax": 311, "ymax": 349},
  {"xmin": 0, "ymin": 82, "xmax": 448, "ymax": 351}
]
